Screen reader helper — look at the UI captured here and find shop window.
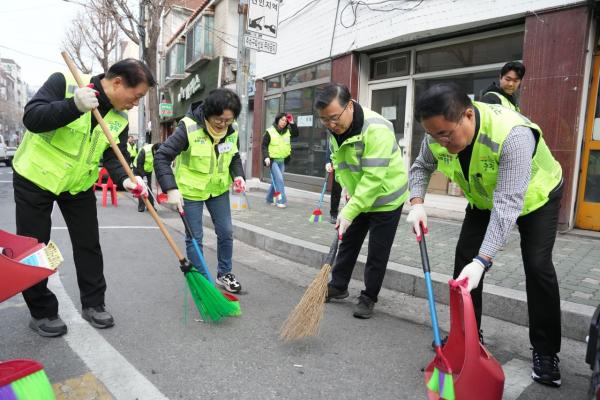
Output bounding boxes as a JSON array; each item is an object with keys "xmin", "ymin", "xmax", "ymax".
[
  {"xmin": 266, "ymin": 76, "xmax": 281, "ymax": 90},
  {"xmin": 284, "ymin": 62, "xmax": 330, "ymax": 87},
  {"xmin": 370, "ymin": 52, "xmax": 410, "ymax": 80},
  {"xmin": 416, "ymin": 32, "xmax": 523, "ymax": 74},
  {"xmin": 264, "ymin": 97, "xmax": 281, "ymax": 132}
]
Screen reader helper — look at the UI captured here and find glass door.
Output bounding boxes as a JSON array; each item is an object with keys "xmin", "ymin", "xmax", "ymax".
[
  {"xmin": 576, "ymin": 54, "xmax": 600, "ymax": 231},
  {"xmin": 368, "ymin": 81, "xmax": 412, "ymax": 171}
]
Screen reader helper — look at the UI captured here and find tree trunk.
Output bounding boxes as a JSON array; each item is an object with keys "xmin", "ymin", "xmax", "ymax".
[{"xmin": 145, "ymin": 43, "xmax": 161, "ymax": 144}]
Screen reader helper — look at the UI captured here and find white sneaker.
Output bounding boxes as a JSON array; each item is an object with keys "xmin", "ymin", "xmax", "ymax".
[
  {"xmin": 276, "ymin": 203, "xmax": 287, "ymax": 208},
  {"xmin": 216, "ymin": 273, "xmax": 241, "ymax": 293}
]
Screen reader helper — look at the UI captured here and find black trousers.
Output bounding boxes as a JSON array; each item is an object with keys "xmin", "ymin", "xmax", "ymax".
[
  {"xmin": 330, "ymin": 170, "xmax": 342, "ymax": 218},
  {"xmin": 453, "ymin": 184, "xmax": 563, "ymax": 355},
  {"xmin": 13, "ymin": 171, "xmax": 107, "ymax": 319},
  {"xmin": 330, "ymin": 205, "xmax": 402, "ymax": 302},
  {"xmin": 138, "ymin": 172, "xmax": 154, "ymax": 209}
]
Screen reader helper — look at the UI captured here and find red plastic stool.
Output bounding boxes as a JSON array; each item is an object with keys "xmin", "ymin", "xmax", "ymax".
[
  {"xmin": 425, "ymin": 279, "xmax": 505, "ymax": 400},
  {"xmin": 93, "ymin": 167, "xmax": 118, "ymax": 207}
]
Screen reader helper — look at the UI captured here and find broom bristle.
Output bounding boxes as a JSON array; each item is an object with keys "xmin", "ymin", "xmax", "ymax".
[
  {"xmin": 279, "ymin": 263, "xmax": 332, "ymax": 341},
  {"xmin": 185, "ymin": 268, "xmax": 240, "ymax": 322}
]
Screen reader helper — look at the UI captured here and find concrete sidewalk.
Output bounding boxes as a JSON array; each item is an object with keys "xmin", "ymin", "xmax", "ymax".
[{"xmin": 202, "ymin": 183, "xmax": 599, "ymax": 342}]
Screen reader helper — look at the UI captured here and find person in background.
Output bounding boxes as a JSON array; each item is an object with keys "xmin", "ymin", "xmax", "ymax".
[
  {"xmin": 154, "ymin": 88, "xmax": 245, "ymax": 293},
  {"xmin": 126, "ymin": 135, "xmax": 138, "ymax": 166},
  {"xmin": 12, "ymin": 58, "xmax": 153, "ymax": 337},
  {"xmin": 481, "ymin": 61, "xmax": 526, "ymax": 112},
  {"xmin": 316, "ymin": 83, "xmax": 409, "ymax": 319},
  {"xmin": 262, "ymin": 112, "xmax": 298, "ymax": 208},
  {"xmin": 325, "ymin": 135, "xmax": 342, "ymax": 224},
  {"xmin": 134, "ymin": 142, "xmax": 161, "ymax": 212},
  {"xmin": 407, "ymin": 83, "xmax": 563, "ymax": 388}
]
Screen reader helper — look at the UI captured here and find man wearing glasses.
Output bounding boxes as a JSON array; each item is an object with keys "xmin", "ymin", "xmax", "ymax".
[
  {"xmin": 407, "ymin": 83, "xmax": 563, "ymax": 388},
  {"xmin": 154, "ymin": 88, "xmax": 245, "ymax": 293},
  {"xmin": 316, "ymin": 83, "xmax": 409, "ymax": 319}
]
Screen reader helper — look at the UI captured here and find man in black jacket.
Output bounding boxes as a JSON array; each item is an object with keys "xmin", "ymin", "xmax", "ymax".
[
  {"xmin": 481, "ymin": 61, "xmax": 525, "ymax": 112},
  {"xmin": 12, "ymin": 59, "xmax": 154, "ymax": 337}
]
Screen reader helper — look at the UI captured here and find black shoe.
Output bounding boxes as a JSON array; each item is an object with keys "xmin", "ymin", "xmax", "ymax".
[
  {"xmin": 330, "ymin": 215, "xmax": 338, "ymax": 224},
  {"xmin": 431, "ymin": 329, "xmax": 484, "ymax": 349},
  {"xmin": 532, "ymin": 350, "xmax": 561, "ymax": 387},
  {"xmin": 82, "ymin": 305, "xmax": 115, "ymax": 329},
  {"xmin": 326, "ymin": 285, "xmax": 349, "ymax": 302},
  {"xmin": 29, "ymin": 315, "xmax": 67, "ymax": 337},
  {"xmin": 138, "ymin": 204, "xmax": 145, "ymax": 212},
  {"xmin": 353, "ymin": 294, "xmax": 374, "ymax": 319}
]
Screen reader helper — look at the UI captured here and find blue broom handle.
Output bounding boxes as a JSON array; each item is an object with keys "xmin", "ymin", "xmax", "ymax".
[
  {"xmin": 317, "ymin": 170, "xmax": 329, "ymax": 209},
  {"xmin": 179, "ymin": 211, "xmax": 215, "ymax": 283},
  {"xmin": 418, "ymin": 229, "xmax": 443, "ymax": 347}
]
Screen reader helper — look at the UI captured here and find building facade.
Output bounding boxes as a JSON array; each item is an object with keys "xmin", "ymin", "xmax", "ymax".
[
  {"xmin": 252, "ymin": 0, "xmax": 599, "ymax": 231},
  {"xmin": 0, "ymin": 58, "xmax": 26, "ymax": 143}
]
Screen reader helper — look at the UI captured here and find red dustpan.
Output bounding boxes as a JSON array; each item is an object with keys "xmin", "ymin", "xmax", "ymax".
[
  {"xmin": 0, "ymin": 230, "xmax": 57, "ymax": 303},
  {"xmin": 425, "ymin": 279, "xmax": 504, "ymax": 400}
]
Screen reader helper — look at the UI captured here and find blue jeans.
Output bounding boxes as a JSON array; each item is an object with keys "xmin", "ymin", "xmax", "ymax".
[
  {"xmin": 266, "ymin": 160, "xmax": 287, "ymax": 204},
  {"xmin": 183, "ymin": 192, "xmax": 233, "ymax": 280}
]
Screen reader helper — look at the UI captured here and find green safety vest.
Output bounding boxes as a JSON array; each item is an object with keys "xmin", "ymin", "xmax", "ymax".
[
  {"xmin": 127, "ymin": 142, "xmax": 138, "ymax": 160},
  {"xmin": 485, "ymin": 91, "xmax": 520, "ymax": 112},
  {"xmin": 174, "ymin": 117, "xmax": 238, "ymax": 201},
  {"xmin": 13, "ymin": 72, "xmax": 128, "ymax": 195},
  {"xmin": 329, "ymin": 107, "xmax": 409, "ymax": 221},
  {"xmin": 429, "ymin": 102, "xmax": 562, "ymax": 215},
  {"xmin": 134, "ymin": 144, "xmax": 154, "ymax": 173},
  {"xmin": 267, "ymin": 126, "xmax": 291, "ymax": 159}
]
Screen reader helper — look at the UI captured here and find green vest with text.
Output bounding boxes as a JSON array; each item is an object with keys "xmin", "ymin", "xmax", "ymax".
[
  {"xmin": 174, "ymin": 117, "xmax": 238, "ymax": 201},
  {"xmin": 127, "ymin": 142, "xmax": 138, "ymax": 160},
  {"xmin": 329, "ymin": 107, "xmax": 409, "ymax": 221},
  {"xmin": 134, "ymin": 144, "xmax": 154, "ymax": 173},
  {"xmin": 267, "ymin": 126, "xmax": 291, "ymax": 159},
  {"xmin": 485, "ymin": 91, "xmax": 520, "ymax": 112},
  {"xmin": 428, "ymin": 102, "xmax": 562, "ymax": 215},
  {"xmin": 13, "ymin": 72, "xmax": 128, "ymax": 195}
]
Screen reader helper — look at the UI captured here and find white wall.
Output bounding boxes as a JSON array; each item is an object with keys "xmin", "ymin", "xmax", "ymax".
[
  {"xmin": 255, "ymin": 0, "xmax": 583, "ymax": 78},
  {"xmin": 214, "ymin": 0, "xmax": 239, "ymax": 59}
]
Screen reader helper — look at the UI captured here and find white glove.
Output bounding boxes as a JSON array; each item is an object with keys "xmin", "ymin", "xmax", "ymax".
[
  {"xmin": 167, "ymin": 189, "xmax": 184, "ymax": 212},
  {"xmin": 123, "ymin": 176, "xmax": 147, "ymax": 198},
  {"xmin": 73, "ymin": 85, "xmax": 99, "ymax": 113},
  {"xmin": 264, "ymin": 158, "xmax": 271, "ymax": 167},
  {"xmin": 335, "ymin": 215, "xmax": 352, "ymax": 240},
  {"xmin": 406, "ymin": 203, "xmax": 428, "ymax": 239},
  {"xmin": 325, "ymin": 163, "xmax": 333, "ymax": 173},
  {"xmin": 341, "ymin": 187, "xmax": 350, "ymax": 202},
  {"xmin": 233, "ymin": 176, "xmax": 246, "ymax": 193},
  {"xmin": 457, "ymin": 260, "xmax": 486, "ymax": 292}
]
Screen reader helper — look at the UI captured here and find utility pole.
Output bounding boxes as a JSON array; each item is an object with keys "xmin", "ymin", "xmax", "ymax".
[
  {"xmin": 236, "ymin": 0, "xmax": 251, "ymax": 177},
  {"xmin": 137, "ymin": 0, "xmax": 146, "ymax": 148}
]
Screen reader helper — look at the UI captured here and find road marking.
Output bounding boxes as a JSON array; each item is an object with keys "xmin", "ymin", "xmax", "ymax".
[
  {"xmin": 0, "ymin": 300, "xmax": 27, "ymax": 311},
  {"xmin": 502, "ymin": 358, "xmax": 533, "ymax": 400},
  {"xmin": 48, "ymin": 274, "xmax": 169, "ymax": 400},
  {"xmin": 51, "ymin": 226, "xmax": 159, "ymax": 230},
  {"xmin": 0, "ymin": 180, "xmax": 13, "ymax": 183}
]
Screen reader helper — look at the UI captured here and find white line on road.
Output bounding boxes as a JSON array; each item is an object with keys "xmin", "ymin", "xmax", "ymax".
[
  {"xmin": 502, "ymin": 358, "xmax": 533, "ymax": 400},
  {"xmin": 0, "ymin": 180, "xmax": 13, "ymax": 183},
  {"xmin": 51, "ymin": 226, "xmax": 159, "ymax": 230},
  {"xmin": 47, "ymin": 274, "xmax": 169, "ymax": 400}
]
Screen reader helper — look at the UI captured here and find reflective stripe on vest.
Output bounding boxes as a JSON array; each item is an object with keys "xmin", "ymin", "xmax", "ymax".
[
  {"xmin": 428, "ymin": 102, "xmax": 562, "ymax": 215},
  {"xmin": 174, "ymin": 117, "xmax": 238, "ymax": 201},
  {"xmin": 267, "ymin": 126, "xmax": 291, "ymax": 159},
  {"xmin": 485, "ymin": 91, "xmax": 520, "ymax": 112},
  {"xmin": 329, "ymin": 107, "xmax": 409, "ymax": 217},
  {"xmin": 13, "ymin": 72, "xmax": 128, "ymax": 195}
]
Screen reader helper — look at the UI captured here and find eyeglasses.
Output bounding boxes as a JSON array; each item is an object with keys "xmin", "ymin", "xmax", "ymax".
[
  {"xmin": 427, "ymin": 113, "xmax": 465, "ymax": 143},
  {"xmin": 319, "ymin": 101, "xmax": 350, "ymax": 125},
  {"xmin": 210, "ymin": 116, "xmax": 235, "ymax": 126}
]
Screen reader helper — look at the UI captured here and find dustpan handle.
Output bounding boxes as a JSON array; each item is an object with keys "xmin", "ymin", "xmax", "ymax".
[
  {"xmin": 417, "ymin": 227, "xmax": 443, "ymax": 348},
  {"xmin": 449, "ymin": 279, "xmax": 482, "ymax": 359}
]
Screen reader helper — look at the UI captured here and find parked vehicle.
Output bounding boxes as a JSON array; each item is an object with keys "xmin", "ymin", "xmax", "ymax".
[{"xmin": 0, "ymin": 136, "xmax": 15, "ymax": 166}]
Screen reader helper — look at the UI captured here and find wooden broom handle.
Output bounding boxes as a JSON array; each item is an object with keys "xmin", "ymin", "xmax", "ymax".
[{"xmin": 61, "ymin": 51, "xmax": 185, "ymax": 261}]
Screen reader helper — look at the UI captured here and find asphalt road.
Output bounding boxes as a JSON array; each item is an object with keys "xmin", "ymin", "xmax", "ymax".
[{"xmin": 0, "ymin": 166, "xmax": 593, "ymax": 400}]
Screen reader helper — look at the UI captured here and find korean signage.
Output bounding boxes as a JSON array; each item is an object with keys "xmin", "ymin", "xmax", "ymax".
[
  {"xmin": 159, "ymin": 102, "xmax": 173, "ymax": 118},
  {"xmin": 177, "ymin": 75, "xmax": 202, "ymax": 102},
  {"xmin": 244, "ymin": 34, "xmax": 277, "ymax": 54},
  {"xmin": 247, "ymin": 0, "xmax": 280, "ymax": 38}
]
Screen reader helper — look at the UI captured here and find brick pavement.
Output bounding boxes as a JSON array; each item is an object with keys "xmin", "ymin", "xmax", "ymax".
[{"xmin": 230, "ymin": 190, "xmax": 600, "ymax": 307}]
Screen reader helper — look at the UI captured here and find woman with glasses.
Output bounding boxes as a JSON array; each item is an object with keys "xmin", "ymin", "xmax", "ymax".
[
  {"xmin": 407, "ymin": 83, "xmax": 563, "ymax": 388},
  {"xmin": 154, "ymin": 88, "xmax": 245, "ymax": 293},
  {"xmin": 261, "ymin": 112, "xmax": 298, "ymax": 208}
]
